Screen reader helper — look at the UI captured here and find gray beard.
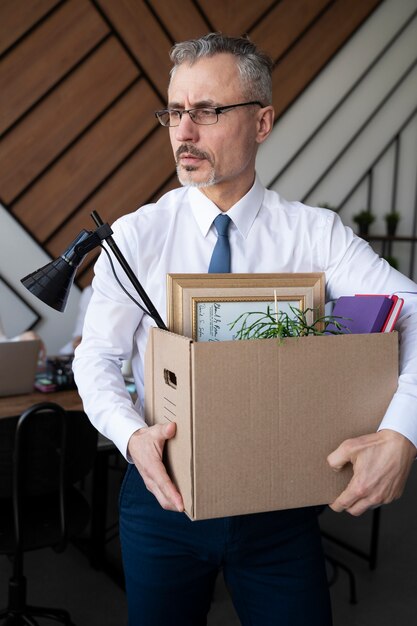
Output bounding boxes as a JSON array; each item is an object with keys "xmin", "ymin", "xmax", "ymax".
[{"xmin": 176, "ymin": 163, "xmax": 217, "ymax": 189}]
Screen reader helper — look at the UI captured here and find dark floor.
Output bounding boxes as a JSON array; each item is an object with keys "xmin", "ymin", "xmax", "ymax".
[{"xmin": 1, "ymin": 459, "xmax": 416, "ymax": 625}]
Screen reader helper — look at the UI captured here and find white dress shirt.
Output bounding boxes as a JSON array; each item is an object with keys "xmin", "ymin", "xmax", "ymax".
[{"xmin": 73, "ymin": 176, "xmax": 417, "ymax": 458}]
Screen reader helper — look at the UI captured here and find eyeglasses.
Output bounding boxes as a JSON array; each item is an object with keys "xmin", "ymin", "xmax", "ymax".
[{"xmin": 155, "ymin": 101, "xmax": 263, "ymax": 127}]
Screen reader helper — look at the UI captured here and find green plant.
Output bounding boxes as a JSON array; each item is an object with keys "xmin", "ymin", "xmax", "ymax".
[
  {"xmin": 384, "ymin": 211, "xmax": 400, "ymax": 236},
  {"xmin": 353, "ymin": 210, "xmax": 375, "ymax": 227},
  {"xmin": 385, "ymin": 211, "xmax": 400, "ymax": 225},
  {"xmin": 229, "ymin": 305, "xmax": 348, "ymax": 341}
]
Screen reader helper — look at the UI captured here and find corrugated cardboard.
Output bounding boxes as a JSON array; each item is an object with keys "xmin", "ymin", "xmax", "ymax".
[{"xmin": 145, "ymin": 329, "xmax": 398, "ymax": 520}]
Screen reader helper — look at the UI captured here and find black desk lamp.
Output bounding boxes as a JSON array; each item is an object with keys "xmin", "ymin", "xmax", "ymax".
[{"xmin": 21, "ymin": 211, "xmax": 167, "ymax": 330}]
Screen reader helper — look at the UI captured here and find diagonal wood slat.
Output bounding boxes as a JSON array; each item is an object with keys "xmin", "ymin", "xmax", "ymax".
[
  {"xmin": 12, "ymin": 80, "xmax": 161, "ymax": 241},
  {"xmin": 96, "ymin": 0, "xmax": 173, "ymax": 97},
  {"xmin": 148, "ymin": 0, "xmax": 210, "ymax": 42},
  {"xmin": 0, "ymin": 37, "xmax": 139, "ymax": 204},
  {"xmin": 250, "ymin": 0, "xmax": 332, "ymax": 62},
  {"xmin": 0, "ymin": 0, "xmax": 109, "ymax": 134},
  {"xmin": 198, "ymin": 0, "xmax": 275, "ymax": 36},
  {"xmin": 47, "ymin": 127, "xmax": 176, "ymax": 259},
  {"xmin": 48, "ymin": 127, "xmax": 176, "ymax": 259},
  {"xmin": 0, "ymin": 0, "xmax": 60, "ymax": 55}
]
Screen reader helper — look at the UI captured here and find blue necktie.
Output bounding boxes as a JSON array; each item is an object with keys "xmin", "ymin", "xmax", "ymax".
[{"xmin": 208, "ymin": 214, "xmax": 231, "ymax": 273}]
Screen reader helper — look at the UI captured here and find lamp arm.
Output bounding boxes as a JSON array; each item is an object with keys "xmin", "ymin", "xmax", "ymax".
[
  {"xmin": 72, "ymin": 224, "xmax": 113, "ymax": 256},
  {"xmin": 88, "ymin": 211, "xmax": 167, "ymax": 331}
]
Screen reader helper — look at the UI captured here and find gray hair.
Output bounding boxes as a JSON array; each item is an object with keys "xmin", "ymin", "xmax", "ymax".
[{"xmin": 169, "ymin": 33, "xmax": 273, "ymax": 106}]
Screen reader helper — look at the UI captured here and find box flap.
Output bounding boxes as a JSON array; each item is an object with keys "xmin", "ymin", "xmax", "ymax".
[{"xmin": 144, "ymin": 328, "xmax": 194, "ymax": 516}]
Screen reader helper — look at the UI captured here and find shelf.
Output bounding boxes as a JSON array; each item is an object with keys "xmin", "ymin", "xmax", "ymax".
[{"xmin": 363, "ymin": 235, "xmax": 417, "ymax": 242}]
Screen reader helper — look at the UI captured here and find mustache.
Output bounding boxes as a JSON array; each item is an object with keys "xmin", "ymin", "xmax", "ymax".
[{"xmin": 175, "ymin": 144, "xmax": 212, "ymax": 163}]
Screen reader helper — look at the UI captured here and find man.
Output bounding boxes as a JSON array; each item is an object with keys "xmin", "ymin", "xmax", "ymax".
[{"xmin": 73, "ymin": 34, "xmax": 417, "ymax": 625}]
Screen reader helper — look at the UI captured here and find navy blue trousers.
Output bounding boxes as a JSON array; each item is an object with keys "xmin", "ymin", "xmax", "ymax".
[{"xmin": 119, "ymin": 465, "xmax": 333, "ymax": 626}]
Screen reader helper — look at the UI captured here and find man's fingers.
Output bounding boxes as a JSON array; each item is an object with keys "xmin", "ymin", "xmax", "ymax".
[
  {"xmin": 128, "ymin": 422, "xmax": 184, "ymax": 512},
  {"xmin": 141, "ymin": 454, "xmax": 184, "ymax": 512},
  {"xmin": 328, "ymin": 431, "xmax": 416, "ymax": 516},
  {"xmin": 329, "ymin": 489, "xmax": 366, "ymax": 515},
  {"xmin": 163, "ymin": 420, "xmax": 177, "ymax": 440},
  {"xmin": 327, "ymin": 434, "xmax": 382, "ymax": 471},
  {"xmin": 330, "ymin": 489, "xmax": 379, "ymax": 516},
  {"xmin": 328, "ymin": 470, "xmax": 361, "ymax": 513},
  {"xmin": 327, "ymin": 438, "xmax": 355, "ymax": 471}
]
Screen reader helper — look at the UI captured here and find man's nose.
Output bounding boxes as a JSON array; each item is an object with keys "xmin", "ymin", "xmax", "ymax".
[{"xmin": 174, "ymin": 111, "xmax": 199, "ymax": 142}]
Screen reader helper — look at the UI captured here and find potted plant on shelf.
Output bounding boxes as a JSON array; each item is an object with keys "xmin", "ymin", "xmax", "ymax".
[
  {"xmin": 352, "ymin": 209, "xmax": 375, "ymax": 237},
  {"xmin": 384, "ymin": 211, "xmax": 400, "ymax": 237}
]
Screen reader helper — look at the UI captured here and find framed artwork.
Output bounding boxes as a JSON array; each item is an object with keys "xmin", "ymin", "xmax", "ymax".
[{"xmin": 167, "ymin": 273, "xmax": 325, "ymax": 341}]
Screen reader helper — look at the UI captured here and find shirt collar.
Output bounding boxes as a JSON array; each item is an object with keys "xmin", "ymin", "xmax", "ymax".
[{"xmin": 189, "ymin": 175, "xmax": 265, "ymax": 239}]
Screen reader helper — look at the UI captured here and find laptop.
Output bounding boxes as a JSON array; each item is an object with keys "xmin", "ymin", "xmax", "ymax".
[{"xmin": 0, "ymin": 339, "xmax": 41, "ymax": 397}]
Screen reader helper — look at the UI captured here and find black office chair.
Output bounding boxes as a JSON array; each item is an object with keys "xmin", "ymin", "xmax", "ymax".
[
  {"xmin": 0, "ymin": 402, "xmax": 98, "ymax": 625},
  {"xmin": 317, "ymin": 506, "xmax": 357, "ymax": 604}
]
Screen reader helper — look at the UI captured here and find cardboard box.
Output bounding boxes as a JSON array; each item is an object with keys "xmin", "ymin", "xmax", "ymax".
[{"xmin": 145, "ymin": 329, "xmax": 398, "ymax": 520}]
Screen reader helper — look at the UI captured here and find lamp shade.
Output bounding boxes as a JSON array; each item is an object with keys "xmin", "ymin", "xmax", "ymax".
[
  {"xmin": 21, "ymin": 214, "xmax": 167, "ymax": 329},
  {"xmin": 21, "ymin": 230, "xmax": 91, "ymax": 312},
  {"xmin": 21, "ymin": 257, "xmax": 77, "ymax": 312}
]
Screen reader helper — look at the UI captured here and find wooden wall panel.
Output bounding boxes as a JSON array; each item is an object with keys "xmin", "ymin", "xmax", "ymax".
[
  {"xmin": 250, "ymin": 0, "xmax": 332, "ymax": 62},
  {"xmin": 48, "ymin": 127, "xmax": 173, "ymax": 255},
  {"xmin": 47, "ymin": 128, "xmax": 175, "ymax": 258},
  {"xmin": 0, "ymin": 37, "xmax": 139, "ymax": 204},
  {"xmin": 13, "ymin": 80, "xmax": 160, "ymax": 241},
  {"xmin": 96, "ymin": 0, "xmax": 172, "ymax": 97},
  {"xmin": 0, "ymin": 0, "xmax": 383, "ymax": 291},
  {"xmin": 0, "ymin": 0, "xmax": 60, "ymax": 55},
  {"xmin": 198, "ymin": 0, "xmax": 275, "ymax": 36},
  {"xmin": 149, "ymin": 0, "xmax": 210, "ymax": 42},
  {"xmin": 271, "ymin": 0, "xmax": 382, "ymax": 119},
  {"xmin": 0, "ymin": 0, "xmax": 109, "ymax": 134}
]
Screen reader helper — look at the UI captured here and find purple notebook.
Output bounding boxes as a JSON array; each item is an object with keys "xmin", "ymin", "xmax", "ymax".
[{"xmin": 326, "ymin": 295, "xmax": 393, "ymax": 334}]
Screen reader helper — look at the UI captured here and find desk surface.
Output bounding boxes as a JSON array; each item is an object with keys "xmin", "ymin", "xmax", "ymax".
[{"xmin": 0, "ymin": 388, "xmax": 83, "ymax": 419}]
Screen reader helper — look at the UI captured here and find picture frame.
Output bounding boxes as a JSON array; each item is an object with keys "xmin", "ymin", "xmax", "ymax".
[{"xmin": 167, "ymin": 273, "xmax": 325, "ymax": 342}]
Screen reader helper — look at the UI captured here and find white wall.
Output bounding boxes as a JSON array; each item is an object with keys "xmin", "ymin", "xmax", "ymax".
[
  {"xmin": 0, "ymin": 203, "xmax": 81, "ymax": 354},
  {"xmin": 257, "ymin": 0, "xmax": 417, "ymax": 278}
]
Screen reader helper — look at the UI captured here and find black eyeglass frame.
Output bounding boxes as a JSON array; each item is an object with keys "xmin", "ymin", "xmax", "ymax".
[{"xmin": 154, "ymin": 101, "xmax": 264, "ymax": 127}]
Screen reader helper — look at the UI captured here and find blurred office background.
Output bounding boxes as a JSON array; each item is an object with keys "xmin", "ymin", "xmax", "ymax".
[
  {"xmin": 1, "ymin": 0, "xmax": 416, "ymax": 352},
  {"xmin": 1, "ymin": 0, "xmax": 416, "ymax": 623}
]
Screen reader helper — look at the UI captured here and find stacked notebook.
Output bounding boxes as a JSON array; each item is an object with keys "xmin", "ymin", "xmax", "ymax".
[{"xmin": 326, "ymin": 294, "xmax": 404, "ymax": 335}]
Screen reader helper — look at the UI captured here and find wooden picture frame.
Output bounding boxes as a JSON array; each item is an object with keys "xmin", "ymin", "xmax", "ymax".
[{"xmin": 167, "ymin": 273, "xmax": 325, "ymax": 341}]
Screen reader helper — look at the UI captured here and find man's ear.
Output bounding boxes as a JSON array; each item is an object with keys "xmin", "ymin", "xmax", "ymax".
[{"xmin": 256, "ymin": 106, "xmax": 275, "ymax": 144}]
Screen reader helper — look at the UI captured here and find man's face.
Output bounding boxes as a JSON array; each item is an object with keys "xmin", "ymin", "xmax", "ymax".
[{"xmin": 167, "ymin": 53, "xmax": 270, "ymax": 204}]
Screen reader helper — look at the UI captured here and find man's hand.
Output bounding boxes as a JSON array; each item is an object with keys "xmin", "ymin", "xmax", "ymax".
[
  {"xmin": 327, "ymin": 429, "xmax": 416, "ymax": 516},
  {"xmin": 127, "ymin": 422, "xmax": 184, "ymax": 513}
]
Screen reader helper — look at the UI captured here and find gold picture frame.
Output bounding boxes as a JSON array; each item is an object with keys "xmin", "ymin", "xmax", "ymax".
[{"xmin": 167, "ymin": 273, "xmax": 325, "ymax": 341}]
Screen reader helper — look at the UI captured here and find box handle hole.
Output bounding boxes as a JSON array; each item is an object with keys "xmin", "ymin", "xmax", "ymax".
[{"xmin": 164, "ymin": 369, "xmax": 177, "ymax": 389}]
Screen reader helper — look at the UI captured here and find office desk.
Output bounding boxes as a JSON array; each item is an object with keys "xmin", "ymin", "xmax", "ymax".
[
  {"xmin": 0, "ymin": 387, "xmax": 124, "ymax": 582},
  {"xmin": 0, "ymin": 388, "xmax": 83, "ymax": 419}
]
